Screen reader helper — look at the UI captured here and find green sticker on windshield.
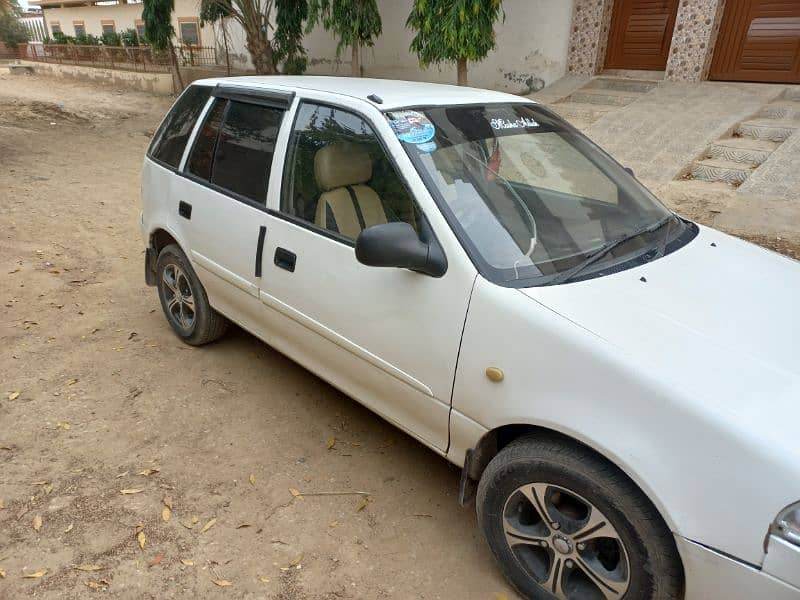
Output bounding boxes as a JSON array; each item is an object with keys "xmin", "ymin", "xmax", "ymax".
[{"xmin": 386, "ymin": 110, "xmax": 436, "ymax": 144}]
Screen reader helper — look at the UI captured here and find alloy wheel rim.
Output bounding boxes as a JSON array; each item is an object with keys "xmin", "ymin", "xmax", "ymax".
[
  {"xmin": 162, "ymin": 263, "xmax": 195, "ymax": 331},
  {"xmin": 502, "ymin": 482, "xmax": 630, "ymax": 599}
]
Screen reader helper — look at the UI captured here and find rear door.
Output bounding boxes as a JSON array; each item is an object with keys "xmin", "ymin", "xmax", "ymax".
[{"xmin": 175, "ymin": 87, "xmax": 292, "ymax": 331}]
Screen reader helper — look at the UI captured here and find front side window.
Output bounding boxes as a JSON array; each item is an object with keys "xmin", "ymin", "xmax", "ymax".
[
  {"xmin": 281, "ymin": 102, "xmax": 417, "ymax": 242},
  {"xmin": 392, "ymin": 103, "xmax": 694, "ymax": 286},
  {"xmin": 149, "ymin": 84, "xmax": 212, "ymax": 168},
  {"xmin": 185, "ymin": 99, "xmax": 284, "ymax": 204}
]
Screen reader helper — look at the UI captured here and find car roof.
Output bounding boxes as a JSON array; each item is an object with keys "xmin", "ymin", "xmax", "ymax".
[{"xmin": 191, "ymin": 75, "xmax": 535, "ymax": 111}]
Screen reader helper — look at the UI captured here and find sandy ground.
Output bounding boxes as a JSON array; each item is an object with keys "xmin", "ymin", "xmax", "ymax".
[{"xmin": 1, "ymin": 73, "xmax": 799, "ymax": 600}]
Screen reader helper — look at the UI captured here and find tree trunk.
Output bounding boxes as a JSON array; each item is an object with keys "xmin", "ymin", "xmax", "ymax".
[
  {"xmin": 168, "ymin": 39, "xmax": 185, "ymax": 92},
  {"xmin": 351, "ymin": 44, "xmax": 360, "ymax": 77},
  {"xmin": 222, "ymin": 19, "xmax": 231, "ymax": 76},
  {"xmin": 456, "ymin": 57, "xmax": 468, "ymax": 86},
  {"xmin": 246, "ymin": 32, "xmax": 276, "ymax": 75}
]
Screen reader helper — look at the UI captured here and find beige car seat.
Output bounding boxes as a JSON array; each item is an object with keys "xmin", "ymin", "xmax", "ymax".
[{"xmin": 314, "ymin": 142, "xmax": 388, "ymax": 239}]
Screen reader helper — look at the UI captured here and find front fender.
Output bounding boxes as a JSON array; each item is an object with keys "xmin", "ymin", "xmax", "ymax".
[{"xmin": 450, "ymin": 276, "xmax": 799, "ymax": 567}]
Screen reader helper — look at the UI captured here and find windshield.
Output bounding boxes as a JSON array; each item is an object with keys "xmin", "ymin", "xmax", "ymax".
[{"xmin": 387, "ymin": 103, "xmax": 694, "ymax": 286}]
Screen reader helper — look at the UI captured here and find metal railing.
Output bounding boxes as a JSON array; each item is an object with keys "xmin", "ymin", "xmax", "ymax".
[{"xmin": 19, "ymin": 43, "xmax": 218, "ymax": 72}]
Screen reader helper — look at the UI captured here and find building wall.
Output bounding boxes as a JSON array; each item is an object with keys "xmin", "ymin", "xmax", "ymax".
[
  {"xmin": 41, "ymin": 0, "xmax": 213, "ymax": 45},
  {"xmin": 299, "ymin": 0, "xmax": 574, "ymax": 92}
]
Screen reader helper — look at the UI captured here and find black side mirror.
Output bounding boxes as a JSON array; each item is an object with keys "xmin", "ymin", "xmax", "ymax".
[{"xmin": 355, "ymin": 222, "xmax": 447, "ymax": 278}]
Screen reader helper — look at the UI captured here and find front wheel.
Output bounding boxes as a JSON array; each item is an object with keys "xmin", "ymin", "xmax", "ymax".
[{"xmin": 476, "ymin": 435, "xmax": 683, "ymax": 600}]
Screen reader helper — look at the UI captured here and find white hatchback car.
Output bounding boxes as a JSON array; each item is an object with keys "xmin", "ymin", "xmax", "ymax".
[{"xmin": 141, "ymin": 77, "xmax": 800, "ymax": 600}]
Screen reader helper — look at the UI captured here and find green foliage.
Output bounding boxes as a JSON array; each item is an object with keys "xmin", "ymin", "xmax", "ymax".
[
  {"xmin": 142, "ymin": 0, "xmax": 175, "ymax": 51},
  {"xmin": 75, "ymin": 32, "xmax": 100, "ymax": 45},
  {"xmin": 274, "ymin": 0, "xmax": 308, "ymax": 74},
  {"xmin": 308, "ymin": 0, "xmax": 381, "ymax": 57},
  {"xmin": 0, "ymin": 11, "xmax": 28, "ymax": 48},
  {"xmin": 51, "ymin": 30, "xmax": 74, "ymax": 44},
  {"xmin": 199, "ymin": 0, "xmax": 232, "ymax": 26},
  {"xmin": 407, "ymin": 0, "xmax": 502, "ymax": 66},
  {"xmin": 101, "ymin": 30, "xmax": 121, "ymax": 46},
  {"xmin": 120, "ymin": 27, "xmax": 139, "ymax": 46}
]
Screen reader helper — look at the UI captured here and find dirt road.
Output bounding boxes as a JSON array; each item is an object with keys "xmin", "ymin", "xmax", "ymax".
[
  {"xmin": 0, "ymin": 74, "xmax": 514, "ymax": 600},
  {"xmin": 1, "ymin": 73, "xmax": 798, "ymax": 600}
]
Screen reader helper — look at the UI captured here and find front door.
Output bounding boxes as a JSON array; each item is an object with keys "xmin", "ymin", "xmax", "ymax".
[
  {"xmin": 258, "ymin": 99, "xmax": 476, "ymax": 452},
  {"xmin": 177, "ymin": 89, "xmax": 289, "ymax": 330},
  {"xmin": 710, "ymin": 0, "xmax": 800, "ymax": 84},
  {"xmin": 605, "ymin": 0, "xmax": 680, "ymax": 71}
]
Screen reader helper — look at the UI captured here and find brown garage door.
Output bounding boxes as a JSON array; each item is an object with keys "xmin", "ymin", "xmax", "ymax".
[
  {"xmin": 605, "ymin": 0, "xmax": 680, "ymax": 70},
  {"xmin": 710, "ymin": 1, "xmax": 800, "ymax": 83}
]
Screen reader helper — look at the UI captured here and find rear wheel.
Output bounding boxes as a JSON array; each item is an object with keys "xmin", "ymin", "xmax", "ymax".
[
  {"xmin": 156, "ymin": 244, "xmax": 228, "ymax": 345},
  {"xmin": 476, "ymin": 435, "xmax": 683, "ymax": 600}
]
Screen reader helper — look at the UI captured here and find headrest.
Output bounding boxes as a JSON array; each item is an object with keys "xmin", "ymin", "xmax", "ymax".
[{"xmin": 314, "ymin": 142, "xmax": 372, "ymax": 191}]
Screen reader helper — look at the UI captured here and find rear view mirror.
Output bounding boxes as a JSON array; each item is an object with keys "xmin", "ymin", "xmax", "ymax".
[{"xmin": 355, "ymin": 222, "xmax": 447, "ymax": 278}]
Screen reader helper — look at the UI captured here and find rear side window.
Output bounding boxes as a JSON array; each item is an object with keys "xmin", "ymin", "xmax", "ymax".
[
  {"xmin": 149, "ymin": 85, "xmax": 211, "ymax": 168},
  {"xmin": 185, "ymin": 99, "xmax": 284, "ymax": 204}
]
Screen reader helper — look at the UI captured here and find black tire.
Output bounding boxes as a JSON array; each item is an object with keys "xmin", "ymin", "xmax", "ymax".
[
  {"xmin": 476, "ymin": 434, "xmax": 683, "ymax": 600},
  {"xmin": 156, "ymin": 244, "xmax": 228, "ymax": 345}
]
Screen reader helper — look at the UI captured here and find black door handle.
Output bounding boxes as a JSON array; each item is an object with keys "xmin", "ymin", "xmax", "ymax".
[
  {"xmin": 178, "ymin": 201, "xmax": 192, "ymax": 219},
  {"xmin": 274, "ymin": 247, "xmax": 296, "ymax": 272},
  {"xmin": 255, "ymin": 225, "xmax": 267, "ymax": 277}
]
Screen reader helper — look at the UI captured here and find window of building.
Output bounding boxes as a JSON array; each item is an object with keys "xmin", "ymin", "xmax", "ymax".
[
  {"xmin": 148, "ymin": 85, "xmax": 212, "ymax": 168},
  {"xmin": 50, "ymin": 21, "xmax": 61, "ymax": 34},
  {"xmin": 282, "ymin": 102, "xmax": 417, "ymax": 241},
  {"xmin": 135, "ymin": 20, "xmax": 145, "ymax": 43},
  {"xmin": 179, "ymin": 18, "xmax": 200, "ymax": 46},
  {"xmin": 101, "ymin": 20, "xmax": 115, "ymax": 34},
  {"xmin": 73, "ymin": 21, "xmax": 85, "ymax": 37}
]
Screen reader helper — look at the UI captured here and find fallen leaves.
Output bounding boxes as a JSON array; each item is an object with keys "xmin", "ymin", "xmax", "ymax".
[
  {"xmin": 148, "ymin": 553, "xmax": 164, "ymax": 568},
  {"xmin": 22, "ymin": 569, "xmax": 48, "ymax": 578},
  {"xmin": 257, "ymin": 576, "xmax": 270, "ymax": 583},
  {"xmin": 8, "ymin": 391, "xmax": 20, "ymax": 401},
  {"xmin": 0, "ymin": 568, "xmax": 5, "ymax": 578},
  {"xmin": 64, "ymin": 523, "xmax": 74, "ymax": 534},
  {"xmin": 138, "ymin": 468, "xmax": 159, "ymax": 476},
  {"xmin": 212, "ymin": 578, "xmax": 232, "ymax": 587},
  {"xmin": 356, "ymin": 496, "xmax": 370, "ymax": 512},
  {"xmin": 32, "ymin": 514, "xmax": 42, "ymax": 531},
  {"xmin": 119, "ymin": 488, "xmax": 143, "ymax": 495},
  {"xmin": 75, "ymin": 564, "xmax": 102, "ymax": 572},
  {"xmin": 57, "ymin": 422, "xmax": 71, "ymax": 430},
  {"xmin": 162, "ymin": 495, "xmax": 172, "ymax": 522},
  {"xmin": 289, "ymin": 488, "xmax": 302, "ymax": 497},
  {"xmin": 200, "ymin": 517, "xmax": 217, "ymax": 533},
  {"xmin": 326, "ymin": 436, "xmax": 336, "ymax": 450},
  {"xmin": 85, "ymin": 579, "xmax": 109, "ymax": 590},
  {"xmin": 137, "ymin": 530, "xmax": 146, "ymax": 550},
  {"xmin": 179, "ymin": 559, "xmax": 194, "ymax": 566},
  {"xmin": 248, "ymin": 474, "xmax": 256, "ymax": 486}
]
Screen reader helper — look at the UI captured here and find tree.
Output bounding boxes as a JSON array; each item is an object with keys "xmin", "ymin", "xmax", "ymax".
[
  {"xmin": 309, "ymin": 0, "xmax": 381, "ymax": 77},
  {"xmin": 0, "ymin": 0, "xmax": 28, "ymax": 49},
  {"xmin": 142, "ymin": 0, "xmax": 184, "ymax": 90},
  {"xmin": 200, "ymin": 0, "xmax": 232, "ymax": 74},
  {"xmin": 200, "ymin": 0, "xmax": 308, "ymax": 75},
  {"xmin": 407, "ymin": 0, "xmax": 503, "ymax": 86}
]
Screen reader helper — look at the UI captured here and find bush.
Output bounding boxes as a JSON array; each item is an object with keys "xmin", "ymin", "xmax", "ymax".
[
  {"xmin": 0, "ymin": 12, "xmax": 29, "ymax": 48},
  {"xmin": 51, "ymin": 30, "xmax": 74, "ymax": 44},
  {"xmin": 120, "ymin": 27, "xmax": 139, "ymax": 46},
  {"xmin": 100, "ymin": 30, "xmax": 121, "ymax": 46},
  {"xmin": 75, "ymin": 32, "xmax": 100, "ymax": 45}
]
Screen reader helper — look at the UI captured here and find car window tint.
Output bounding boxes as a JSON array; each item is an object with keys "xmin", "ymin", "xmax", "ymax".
[
  {"xmin": 211, "ymin": 100, "xmax": 284, "ymax": 204},
  {"xmin": 187, "ymin": 98, "xmax": 227, "ymax": 181},
  {"xmin": 281, "ymin": 102, "xmax": 417, "ymax": 241},
  {"xmin": 149, "ymin": 85, "xmax": 211, "ymax": 168}
]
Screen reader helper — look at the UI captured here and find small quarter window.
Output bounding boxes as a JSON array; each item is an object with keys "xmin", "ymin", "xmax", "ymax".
[
  {"xmin": 210, "ymin": 101, "xmax": 284, "ymax": 204},
  {"xmin": 149, "ymin": 84, "xmax": 212, "ymax": 168},
  {"xmin": 187, "ymin": 99, "xmax": 226, "ymax": 180}
]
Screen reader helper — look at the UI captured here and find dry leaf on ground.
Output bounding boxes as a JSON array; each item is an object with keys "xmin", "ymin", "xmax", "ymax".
[
  {"xmin": 75, "ymin": 564, "xmax": 102, "ymax": 572},
  {"xmin": 200, "ymin": 517, "xmax": 217, "ymax": 533},
  {"xmin": 137, "ymin": 530, "xmax": 146, "ymax": 550},
  {"xmin": 180, "ymin": 559, "xmax": 194, "ymax": 566},
  {"xmin": 162, "ymin": 506, "xmax": 171, "ymax": 522},
  {"xmin": 0, "ymin": 569, "xmax": 6, "ymax": 578},
  {"xmin": 289, "ymin": 488, "xmax": 301, "ymax": 497},
  {"xmin": 248, "ymin": 474, "xmax": 256, "ymax": 486},
  {"xmin": 85, "ymin": 579, "xmax": 109, "ymax": 589},
  {"xmin": 32, "ymin": 514, "xmax": 42, "ymax": 531},
  {"xmin": 8, "ymin": 391, "xmax": 20, "ymax": 401},
  {"xmin": 120, "ymin": 488, "xmax": 143, "ymax": 495},
  {"xmin": 356, "ymin": 496, "xmax": 370, "ymax": 512},
  {"xmin": 212, "ymin": 579, "xmax": 232, "ymax": 587},
  {"xmin": 63, "ymin": 523, "xmax": 74, "ymax": 534},
  {"xmin": 162, "ymin": 495, "xmax": 173, "ymax": 509},
  {"xmin": 258, "ymin": 576, "xmax": 270, "ymax": 583},
  {"xmin": 22, "ymin": 569, "xmax": 48, "ymax": 578},
  {"xmin": 326, "ymin": 436, "xmax": 336, "ymax": 450}
]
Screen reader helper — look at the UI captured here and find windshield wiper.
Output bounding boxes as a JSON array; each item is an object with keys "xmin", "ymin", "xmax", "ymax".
[{"xmin": 549, "ymin": 215, "xmax": 674, "ymax": 285}]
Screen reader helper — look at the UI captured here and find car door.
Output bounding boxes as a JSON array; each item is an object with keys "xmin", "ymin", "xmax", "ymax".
[
  {"xmin": 257, "ymin": 98, "xmax": 477, "ymax": 452},
  {"xmin": 176, "ymin": 87, "xmax": 292, "ymax": 332}
]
